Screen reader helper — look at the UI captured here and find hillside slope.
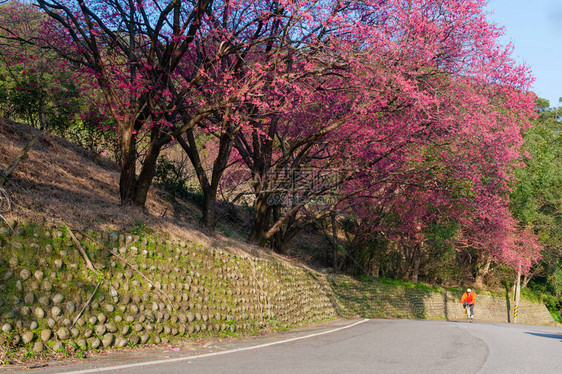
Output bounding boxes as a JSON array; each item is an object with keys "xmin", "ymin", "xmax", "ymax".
[{"xmin": 0, "ymin": 118, "xmax": 262, "ymax": 256}]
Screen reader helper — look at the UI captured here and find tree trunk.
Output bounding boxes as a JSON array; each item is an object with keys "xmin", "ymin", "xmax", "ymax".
[
  {"xmin": 178, "ymin": 127, "xmax": 235, "ymax": 231},
  {"xmin": 119, "ymin": 127, "xmax": 137, "ymax": 205},
  {"xmin": 248, "ymin": 195, "xmax": 271, "ymax": 246},
  {"xmin": 132, "ymin": 139, "xmax": 162, "ymax": 207},
  {"xmin": 38, "ymin": 94, "xmax": 45, "ymax": 131},
  {"xmin": 412, "ymin": 256, "xmax": 421, "ymax": 283},
  {"xmin": 203, "ymin": 126, "xmax": 235, "ymax": 230},
  {"xmin": 202, "ymin": 193, "xmax": 217, "ymax": 230},
  {"xmin": 474, "ymin": 259, "xmax": 491, "ymax": 288},
  {"xmin": 272, "ymin": 227, "xmax": 300, "ymax": 254},
  {"xmin": 521, "ymin": 274, "xmax": 531, "ymax": 289}
]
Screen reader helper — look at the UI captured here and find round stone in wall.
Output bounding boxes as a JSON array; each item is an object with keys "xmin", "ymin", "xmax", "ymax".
[
  {"xmin": 51, "ymin": 306, "xmax": 62, "ymax": 318},
  {"xmin": 90, "ymin": 338, "xmax": 101, "ymax": 349},
  {"xmin": 106, "ymin": 323, "xmax": 117, "ymax": 333},
  {"xmin": 42, "ymin": 281, "xmax": 52, "ymax": 292},
  {"xmin": 102, "ymin": 333, "xmax": 114, "ymax": 347},
  {"xmin": 115, "ymin": 336, "xmax": 127, "ymax": 348},
  {"xmin": 97, "ymin": 313, "xmax": 107, "ymax": 324},
  {"xmin": 65, "ymin": 301, "xmax": 76, "ymax": 314},
  {"xmin": 38, "ymin": 296, "xmax": 50, "ymax": 306},
  {"xmin": 1, "ymin": 323, "xmax": 12, "ymax": 333},
  {"xmin": 24, "ymin": 292, "xmax": 35, "ymax": 305},
  {"xmin": 8, "ymin": 256, "xmax": 23, "ymax": 268},
  {"xmin": 34, "ymin": 270, "xmax": 44, "ymax": 281},
  {"xmin": 33, "ymin": 341, "xmax": 44, "ymax": 353},
  {"xmin": 22, "ymin": 331, "xmax": 35, "ymax": 344},
  {"xmin": 40, "ymin": 329, "xmax": 52, "ymax": 342},
  {"xmin": 20, "ymin": 269, "xmax": 31, "ymax": 280},
  {"xmin": 52, "ymin": 293, "xmax": 65, "ymax": 304},
  {"xmin": 57, "ymin": 327, "xmax": 70, "ymax": 340},
  {"xmin": 77, "ymin": 339, "xmax": 87, "ymax": 349},
  {"xmin": 95, "ymin": 325, "xmax": 106, "ymax": 336}
]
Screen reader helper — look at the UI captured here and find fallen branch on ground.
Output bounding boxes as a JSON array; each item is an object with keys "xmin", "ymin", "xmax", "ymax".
[
  {"xmin": 0, "ymin": 133, "xmax": 41, "ymax": 186},
  {"xmin": 109, "ymin": 249, "xmax": 175, "ymax": 310},
  {"xmin": 72, "ymin": 281, "xmax": 101, "ymax": 328},
  {"xmin": 66, "ymin": 225, "xmax": 96, "ymax": 273}
]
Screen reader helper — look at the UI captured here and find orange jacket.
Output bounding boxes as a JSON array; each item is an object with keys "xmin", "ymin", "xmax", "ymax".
[{"xmin": 460, "ymin": 292, "xmax": 475, "ymax": 305}]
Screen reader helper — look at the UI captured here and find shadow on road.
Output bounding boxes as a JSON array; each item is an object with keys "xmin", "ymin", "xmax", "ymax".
[{"xmin": 524, "ymin": 332, "xmax": 562, "ymax": 341}]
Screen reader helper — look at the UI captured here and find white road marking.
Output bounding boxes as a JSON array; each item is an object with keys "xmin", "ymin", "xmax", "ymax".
[{"xmin": 64, "ymin": 319, "xmax": 370, "ymax": 373}]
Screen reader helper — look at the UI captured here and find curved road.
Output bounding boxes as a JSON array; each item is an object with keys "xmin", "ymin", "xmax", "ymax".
[{"xmin": 19, "ymin": 319, "xmax": 562, "ymax": 373}]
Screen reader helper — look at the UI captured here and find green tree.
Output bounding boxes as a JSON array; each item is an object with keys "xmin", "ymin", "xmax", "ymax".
[{"xmin": 511, "ymin": 97, "xmax": 562, "ymax": 293}]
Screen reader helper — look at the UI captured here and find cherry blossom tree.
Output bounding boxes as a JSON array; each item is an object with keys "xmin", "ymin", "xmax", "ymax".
[
  {"xmin": 0, "ymin": 0, "xmax": 542, "ymax": 274},
  {"xmin": 13, "ymin": 0, "xmax": 228, "ymax": 206}
]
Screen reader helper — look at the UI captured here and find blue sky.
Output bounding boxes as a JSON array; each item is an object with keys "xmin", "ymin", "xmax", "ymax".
[{"xmin": 486, "ymin": 0, "xmax": 562, "ymax": 107}]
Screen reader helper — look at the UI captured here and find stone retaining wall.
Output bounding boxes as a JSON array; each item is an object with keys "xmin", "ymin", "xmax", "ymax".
[
  {"xmin": 0, "ymin": 223, "xmax": 554, "ymax": 360},
  {"xmin": 330, "ymin": 276, "xmax": 554, "ymax": 325},
  {"xmin": 0, "ymin": 224, "xmax": 337, "ymax": 357}
]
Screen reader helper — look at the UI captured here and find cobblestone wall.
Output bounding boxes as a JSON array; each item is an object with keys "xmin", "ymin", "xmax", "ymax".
[
  {"xmin": 0, "ymin": 223, "xmax": 553, "ymax": 360},
  {"xmin": 0, "ymin": 223, "xmax": 337, "ymax": 357},
  {"xmin": 330, "ymin": 276, "xmax": 554, "ymax": 325}
]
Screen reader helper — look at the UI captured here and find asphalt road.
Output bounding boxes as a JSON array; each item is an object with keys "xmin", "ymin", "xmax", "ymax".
[{"xmin": 7, "ymin": 319, "xmax": 562, "ymax": 373}]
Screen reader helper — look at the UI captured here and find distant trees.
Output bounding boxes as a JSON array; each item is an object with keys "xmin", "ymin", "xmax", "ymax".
[
  {"xmin": 510, "ymin": 98, "xmax": 562, "ymax": 292},
  {"xmin": 0, "ymin": 2, "xmax": 113, "ymax": 150}
]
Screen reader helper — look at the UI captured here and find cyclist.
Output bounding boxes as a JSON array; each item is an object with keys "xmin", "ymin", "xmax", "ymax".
[{"xmin": 460, "ymin": 288, "xmax": 475, "ymax": 320}]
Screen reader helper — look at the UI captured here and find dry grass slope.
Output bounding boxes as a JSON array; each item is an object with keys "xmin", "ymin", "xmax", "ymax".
[{"xmin": 0, "ymin": 118, "xmax": 278, "ymax": 260}]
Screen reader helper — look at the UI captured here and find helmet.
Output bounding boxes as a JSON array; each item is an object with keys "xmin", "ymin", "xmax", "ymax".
[{"xmin": 467, "ymin": 288, "xmax": 472, "ymax": 293}]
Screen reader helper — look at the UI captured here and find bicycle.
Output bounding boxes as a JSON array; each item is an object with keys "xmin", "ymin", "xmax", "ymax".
[{"xmin": 463, "ymin": 303, "xmax": 474, "ymax": 323}]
